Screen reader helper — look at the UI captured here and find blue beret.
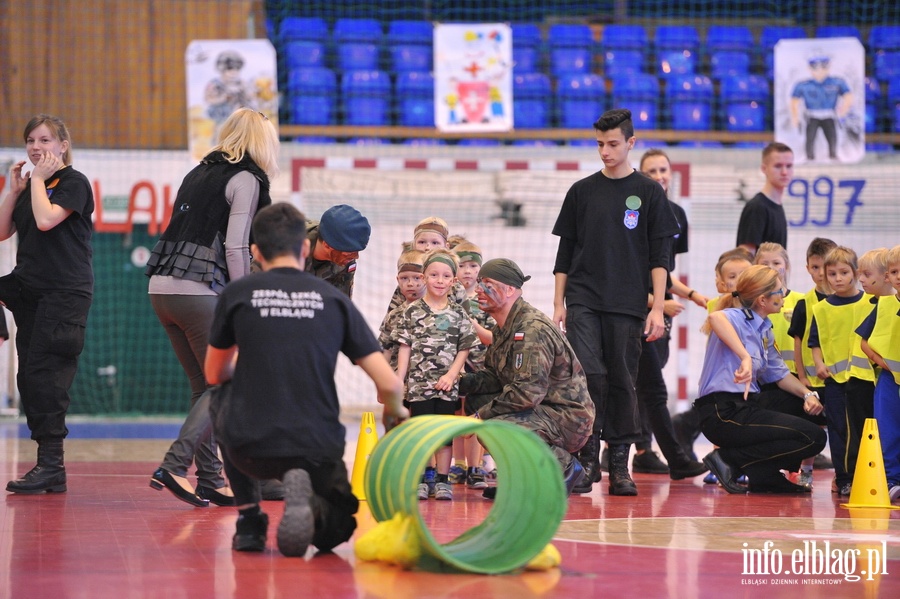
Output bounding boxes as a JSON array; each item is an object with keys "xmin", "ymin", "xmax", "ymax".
[{"xmin": 318, "ymin": 204, "xmax": 371, "ymax": 252}]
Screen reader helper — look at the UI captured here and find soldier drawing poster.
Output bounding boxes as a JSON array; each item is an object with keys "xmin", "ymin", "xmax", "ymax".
[
  {"xmin": 774, "ymin": 37, "xmax": 865, "ymax": 164},
  {"xmin": 434, "ymin": 23, "xmax": 513, "ymax": 133},
  {"xmin": 186, "ymin": 39, "xmax": 278, "ymax": 161}
]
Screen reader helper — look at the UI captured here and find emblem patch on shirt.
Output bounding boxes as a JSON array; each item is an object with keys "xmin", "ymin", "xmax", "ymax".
[
  {"xmin": 515, "ymin": 353, "xmax": 523, "ymax": 369},
  {"xmin": 347, "ymin": 262, "xmax": 357, "ymax": 273},
  {"xmin": 514, "ymin": 331, "xmax": 525, "ymax": 341},
  {"xmin": 624, "ymin": 209, "xmax": 639, "ymax": 229}
]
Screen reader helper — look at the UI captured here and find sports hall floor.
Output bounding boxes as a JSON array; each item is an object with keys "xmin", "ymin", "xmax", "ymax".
[{"xmin": 1, "ymin": 415, "xmax": 899, "ymax": 599}]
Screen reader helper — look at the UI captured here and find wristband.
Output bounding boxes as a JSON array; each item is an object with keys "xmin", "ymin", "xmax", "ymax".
[
  {"xmin": 803, "ymin": 391, "xmax": 819, "ymax": 400},
  {"xmin": 688, "ymin": 289, "xmax": 695, "ymax": 299}
]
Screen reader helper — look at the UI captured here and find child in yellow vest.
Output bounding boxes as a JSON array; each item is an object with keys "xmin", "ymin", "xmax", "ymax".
[
  {"xmin": 808, "ymin": 247, "xmax": 875, "ymax": 497},
  {"xmin": 856, "ymin": 245, "xmax": 900, "ymax": 503}
]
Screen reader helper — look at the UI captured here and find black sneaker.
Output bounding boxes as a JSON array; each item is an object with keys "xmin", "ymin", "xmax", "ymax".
[
  {"xmin": 632, "ymin": 451, "xmax": 669, "ymax": 474},
  {"xmin": 277, "ymin": 469, "xmax": 315, "ymax": 557},
  {"xmin": 233, "ymin": 510, "xmax": 269, "ymax": 552}
]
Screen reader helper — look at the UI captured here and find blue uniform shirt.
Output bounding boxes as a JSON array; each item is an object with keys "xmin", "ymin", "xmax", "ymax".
[
  {"xmin": 698, "ymin": 307, "xmax": 790, "ymax": 396},
  {"xmin": 791, "ymin": 77, "xmax": 851, "ymax": 113}
]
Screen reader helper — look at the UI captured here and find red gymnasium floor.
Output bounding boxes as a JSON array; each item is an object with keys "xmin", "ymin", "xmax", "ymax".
[{"xmin": 2, "ymin": 418, "xmax": 899, "ymax": 599}]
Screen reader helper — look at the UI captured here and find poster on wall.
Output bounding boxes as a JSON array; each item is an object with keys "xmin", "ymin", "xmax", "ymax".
[
  {"xmin": 434, "ymin": 23, "xmax": 513, "ymax": 133},
  {"xmin": 185, "ymin": 39, "xmax": 278, "ymax": 161},
  {"xmin": 774, "ymin": 37, "xmax": 865, "ymax": 164}
]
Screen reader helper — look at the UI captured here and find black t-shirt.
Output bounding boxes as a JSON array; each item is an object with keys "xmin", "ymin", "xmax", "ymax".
[
  {"xmin": 208, "ymin": 267, "xmax": 380, "ymax": 460},
  {"xmin": 735, "ymin": 192, "xmax": 788, "ymax": 249},
  {"xmin": 12, "ymin": 166, "xmax": 93, "ymax": 295},
  {"xmin": 552, "ymin": 169, "xmax": 680, "ymax": 319}
]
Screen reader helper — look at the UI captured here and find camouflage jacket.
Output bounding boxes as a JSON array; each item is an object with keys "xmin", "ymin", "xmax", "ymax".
[
  {"xmin": 393, "ymin": 298, "xmax": 478, "ymax": 403},
  {"xmin": 304, "ymin": 222, "xmax": 356, "ymax": 298},
  {"xmin": 460, "ymin": 297, "xmax": 595, "ymax": 429}
]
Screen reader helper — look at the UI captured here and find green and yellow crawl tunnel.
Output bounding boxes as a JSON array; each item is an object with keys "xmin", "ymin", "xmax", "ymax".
[{"xmin": 364, "ymin": 415, "xmax": 567, "ymax": 574}]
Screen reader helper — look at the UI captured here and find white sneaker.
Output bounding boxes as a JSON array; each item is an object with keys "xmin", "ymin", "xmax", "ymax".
[
  {"xmin": 889, "ymin": 483, "xmax": 900, "ymax": 503},
  {"xmin": 417, "ymin": 483, "xmax": 429, "ymax": 500}
]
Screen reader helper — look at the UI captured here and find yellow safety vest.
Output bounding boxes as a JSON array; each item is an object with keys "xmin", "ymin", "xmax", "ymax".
[
  {"xmin": 799, "ymin": 288, "xmax": 826, "ymax": 387},
  {"xmin": 768, "ymin": 289, "xmax": 802, "ymax": 374},
  {"xmin": 867, "ymin": 295, "xmax": 900, "ymax": 385},
  {"xmin": 811, "ymin": 294, "xmax": 875, "ymax": 384}
]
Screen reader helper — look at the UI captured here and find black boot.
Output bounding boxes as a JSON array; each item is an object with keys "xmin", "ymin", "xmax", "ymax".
[
  {"xmin": 608, "ymin": 444, "xmax": 638, "ymax": 496},
  {"xmin": 6, "ymin": 438, "xmax": 67, "ymax": 494},
  {"xmin": 571, "ymin": 432, "xmax": 600, "ymax": 494}
]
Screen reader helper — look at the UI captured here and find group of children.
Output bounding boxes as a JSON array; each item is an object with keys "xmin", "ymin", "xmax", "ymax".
[
  {"xmin": 686, "ymin": 238, "xmax": 900, "ymax": 500},
  {"xmin": 377, "ymin": 217, "xmax": 495, "ymax": 502}
]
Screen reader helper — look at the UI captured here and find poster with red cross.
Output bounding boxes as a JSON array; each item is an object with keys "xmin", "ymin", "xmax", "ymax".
[{"xmin": 434, "ymin": 23, "xmax": 513, "ymax": 133}]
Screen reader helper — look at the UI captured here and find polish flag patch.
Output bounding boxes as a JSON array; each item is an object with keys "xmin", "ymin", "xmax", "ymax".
[{"xmin": 514, "ymin": 332, "xmax": 525, "ymax": 341}]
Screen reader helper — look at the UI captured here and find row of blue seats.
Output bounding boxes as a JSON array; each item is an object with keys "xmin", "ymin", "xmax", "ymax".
[
  {"xmin": 274, "ymin": 18, "xmax": 900, "ymax": 53},
  {"xmin": 286, "ymin": 67, "xmax": 900, "ymax": 132}
]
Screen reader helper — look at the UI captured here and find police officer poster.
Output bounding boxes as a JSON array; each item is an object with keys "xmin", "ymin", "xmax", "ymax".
[
  {"xmin": 186, "ymin": 40, "xmax": 278, "ymax": 161},
  {"xmin": 434, "ymin": 23, "xmax": 513, "ymax": 133},
  {"xmin": 774, "ymin": 38, "xmax": 865, "ymax": 164}
]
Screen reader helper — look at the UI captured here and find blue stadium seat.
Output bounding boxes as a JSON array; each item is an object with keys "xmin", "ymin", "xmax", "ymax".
[
  {"xmin": 341, "ymin": 70, "xmax": 391, "ymax": 126},
  {"xmin": 611, "ymin": 74, "xmax": 659, "ymax": 129},
  {"xmin": 721, "ymin": 74, "xmax": 770, "ymax": 132},
  {"xmin": 512, "ymin": 139, "xmax": 559, "ymax": 147},
  {"xmin": 513, "ymin": 46, "xmax": 539, "ymax": 73},
  {"xmin": 395, "ymin": 71, "xmax": 435, "ymax": 127},
  {"xmin": 548, "ymin": 24, "xmax": 594, "ymax": 48},
  {"xmin": 287, "ymin": 67, "xmax": 337, "ymax": 125},
  {"xmin": 391, "ymin": 44, "xmax": 432, "ymax": 73},
  {"xmin": 568, "ymin": 138, "xmax": 596, "ymax": 147},
  {"xmin": 710, "ymin": 51, "xmax": 751, "ymax": 80},
  {"xmin": 513, "ymin": 72, "xmax": 551, "ymax": 129},
  {"xmin": 602, "ymin": 24, "xmax": 648, "ymax": 50},
  {"xmin": 655, "ymin": 25, "xmax": 700, "ymax": 51},
  {"xmin": 337, "ymin": 42, "xmax": 379, "ymax": 71},
  {"xmin": 667, "ymin": 74, "xmax": 713, "ymax": 130},
  {"xmin": 604, "ymin": 49, "xmax": 644, "ymax": 78},
  {"xmin": 346, "ymin": 138, "xmax": 389, "ymax": 145},
  {"xmin": 705, "ymin": 25, "xmax": 754, "ymax": 52},
  {"xmin": 556, "ymin": 73, "xmax": 607, "ymax": 128},
  {"xmin": 875, "ymin": 52, "xmax": 900, "ymax": 83},
  {"xmin": 864, "ymin": 77, "xmax": 881, "ymax": 133},
  {"xmin": 387, "ymin": 20, "xmax": 433, "ymax": 45},
  {"xmin": 814, "ymin": 25, "xmax": 861, "ymax": 40},
  {"xmin": 404, "ymin": 138, "xmax": 446, "ymax": 146},
  {"xmin": 869, "ymin": 26, "xmax": 900, "ymax": 51},
  {"xmin": 888, "ymin": 78, "xmax": 900, "ymax": 133},
  {"xmin": 657, "ymin": 49, "xmax": 696, "ymax": 78},
  {"xmin": 550, "ymin": 47, "xmax": 592, "ymax": 77},
  {"xmin": 279, "ymin": 17, "xmax": 328, "ymax": 43},
  {"xmin": 284, "ymin": 41, "xmax": 325, "ymax": 70},
  {"xmin": 334, "ymin": 18, "xmax": 383, "ymax": 43},
  {"xmin": 511, "ymin": 23, "xmax": 543, "ymax": 49}
]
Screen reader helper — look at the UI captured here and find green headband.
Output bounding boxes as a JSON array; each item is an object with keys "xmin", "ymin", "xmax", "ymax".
[
  {"xmin": 479, "ymin": 258, "xmax": 530, "ymax": 288},
  {"xmin": 424, "ymin": 254, "xmax": 457, "ymax": 275},
  {"xmin": 455, "ymin": 250, "xmax": 482, "ymax": 266}
]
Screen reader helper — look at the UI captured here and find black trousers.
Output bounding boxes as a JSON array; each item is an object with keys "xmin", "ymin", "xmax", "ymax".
[
  {"xmin": 222, "ymin": 448, "xmax": 359, "ymax": 552},
  {"xmin": 697, "ymin": 392, "xmax": 826, "ymax": 484},
  {"xmin": 806, "ymin": 117, "xmax": 838, "ymax": 159},
  {"xmin": 565, "ymin": 306, "xmax": 643, "ymax": 444},
  {"xmin": 0, "ymin": 274, "xmax": 90, "ymax": 440},
  {"xmin": 634, "ymin": 337, "xmax": 691, "ymax": 467}
]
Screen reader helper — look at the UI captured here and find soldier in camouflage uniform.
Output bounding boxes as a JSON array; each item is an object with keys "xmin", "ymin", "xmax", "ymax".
[
  {"xmin": 304, "ymin": 204, "xmax": 371, "ymax": 298},
  {"xmin": 459, "ymin": 259, "xmax": 593, "ymax": 496}
]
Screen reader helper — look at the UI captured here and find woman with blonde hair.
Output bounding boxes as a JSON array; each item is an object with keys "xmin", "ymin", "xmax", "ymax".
[
  {"xmin": 145, "ymin": 108, "xmax": 279, "ymax": 507},
  {"xmin": 696, "ymin": 265, "xmax": 827, "ymax": 494}
]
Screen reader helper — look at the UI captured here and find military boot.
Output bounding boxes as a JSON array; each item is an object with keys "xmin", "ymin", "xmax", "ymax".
[
  {"xmin": 608, "ymin": 444, "xmax": 638, "ymax": 496},
  {"xmin": 6, "ymin": 438, "xmax": 67, "ymax": 494},
  {"xmin": 571, "ymin": 432, "xmax": 600, "ymax": 494}
]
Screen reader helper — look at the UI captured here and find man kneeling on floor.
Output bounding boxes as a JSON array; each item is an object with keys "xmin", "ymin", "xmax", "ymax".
[
  {"xmin": 459, "ymin": 258, "xmax": 595, "ymax": 498},
  {"xmin": 205, "ymin": 202, "xmax": 407, "ymax": 556}
]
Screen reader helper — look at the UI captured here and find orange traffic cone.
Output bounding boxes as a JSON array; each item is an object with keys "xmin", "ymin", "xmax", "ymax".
[
  {"xmin": 350, "ymin": 412, "xmax": 379, "ymax": 501},
  {"xmin": 841, "ymin": 418, "xmax": 900, "ymax": 509}
]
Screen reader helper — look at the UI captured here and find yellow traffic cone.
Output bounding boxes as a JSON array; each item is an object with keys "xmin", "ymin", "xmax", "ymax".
[
  {"xmin": 351, "ymin": 412, "xmax": 379, "ymax": 501},
  {"xmin": 841, "ymin": 418, "xmax": 900, "ymax": 509}
]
